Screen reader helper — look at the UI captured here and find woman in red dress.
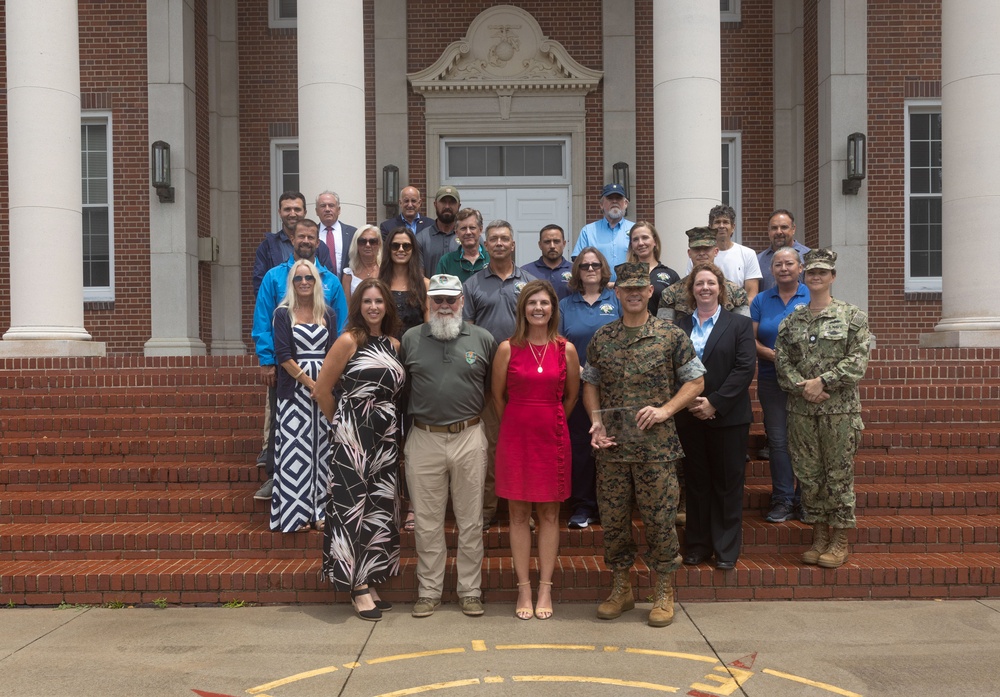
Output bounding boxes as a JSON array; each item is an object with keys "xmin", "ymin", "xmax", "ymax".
[{"xmin": 493, "ymin": 279, "xmax": 580, "ymax": 620}]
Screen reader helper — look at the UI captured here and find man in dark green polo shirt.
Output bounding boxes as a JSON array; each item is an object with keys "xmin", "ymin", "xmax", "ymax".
[{"xmin": 435, "ymin": 208, "xmax": 489, "ymax": 282}]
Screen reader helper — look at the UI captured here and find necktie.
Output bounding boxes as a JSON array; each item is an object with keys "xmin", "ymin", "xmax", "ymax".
[{"xmin": 325, "ymin": 226, "xmax": 336, "ymax": 267}]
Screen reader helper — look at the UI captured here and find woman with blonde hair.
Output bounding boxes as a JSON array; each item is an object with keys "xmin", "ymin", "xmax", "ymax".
[
  {"xmin": 271, "ymin": 259, "xmax": 337, "ymax": 533},
  {"xmin": 626, "ymin": 220, "xmax": 679, "ymax": 315},
  {"xmin": 341, "ymin": 225, "xmax": 383, "ymax": 298}
]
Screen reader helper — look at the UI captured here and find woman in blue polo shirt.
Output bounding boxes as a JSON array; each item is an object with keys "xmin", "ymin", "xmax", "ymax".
[{"xmin": 558, "ymin": 247, "xmax": 621, "ymax": 529}]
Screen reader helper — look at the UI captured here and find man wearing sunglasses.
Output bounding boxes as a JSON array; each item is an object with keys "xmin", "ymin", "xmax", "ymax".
[
  {"xmin": 251, "ymin": 219, "xmax": 349, "ymax": 501},
  {"xmin": 398, "ymin": 274, "xmax": 498, "ymax": 618}
]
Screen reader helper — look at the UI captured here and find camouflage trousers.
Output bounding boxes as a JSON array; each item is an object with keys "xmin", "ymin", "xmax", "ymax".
[
  {"xmin": 787, "ymin": 412, "xmax": 863, "ymax": 529},
  {"xmin": 596, "ymin": 458, "xmax": 683, "ymax": 575}
]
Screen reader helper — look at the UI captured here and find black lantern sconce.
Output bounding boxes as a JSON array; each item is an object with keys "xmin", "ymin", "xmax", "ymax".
[
  {"xmin": 612, "ymin": 161, "xmax": 631, "ymax": 200},
  {"xmin": 842, "ymin": 132, "xmax": 866, "ymax": 195},
  {"xmin": 382, "ymin": 164, "xmax": 400, "ymax": 216},
  {"xmin": 151, "ymin": 141, "xmax": 175, "ymax": 203}
]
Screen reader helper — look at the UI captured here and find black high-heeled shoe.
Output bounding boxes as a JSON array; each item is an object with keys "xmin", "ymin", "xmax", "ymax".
[{"xmin": 350, "ymin": 588, "xmax": 382, "ymax": 621}]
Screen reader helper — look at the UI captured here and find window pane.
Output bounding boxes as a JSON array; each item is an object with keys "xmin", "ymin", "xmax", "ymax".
[
  {"xmin": 910, "ymin": 113, "xmax": 929, "ymax": 141},
  {"xmin": 83, "ymin": 208, "xmax": 110, "ymax": 287},
  {"xmin": 506, "ymin": 145, "xmax": 526, "ymax": 176},
  {"xmin": 467, "ymin": 146, "xmax": 486, "ymax": 176},
  {"xmin": 543, "ymin": 145, "xmax": 562, "ymax": 176},
  {"xmin": 449, "ymin": 147, "xmax": 466, "ymax": 178},
  {"xmin": 525, "ymin": 145, "xmax": 545, "ymax": 176},
  {"xmin": 486, "ymin": 146, "xmax": 502, "ymax": 177},
  {"xmin": 911, "ymin": 141, "xmax": 929, "ymax": 168},
  {"xmin": 930, "ymin": 112, "xmax": 942, "ymax": 140},
  {"xmin": 278, "ymin": 0, "xmax": 297, "ymax": 19}
]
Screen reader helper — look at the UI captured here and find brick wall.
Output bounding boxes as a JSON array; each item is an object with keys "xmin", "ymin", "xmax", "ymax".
[
  {"xmin": 866, "ymin": 1, "xmax": 942, "ymax": 344},
  {"xmin": 803, "ymin": 1, "xmax": 819, "ymax": 249}
]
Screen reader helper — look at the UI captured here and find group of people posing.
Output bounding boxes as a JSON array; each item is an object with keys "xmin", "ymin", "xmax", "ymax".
[{"xmin": 249, "ymin": 182, "xmax": 870, "ymax": 627}]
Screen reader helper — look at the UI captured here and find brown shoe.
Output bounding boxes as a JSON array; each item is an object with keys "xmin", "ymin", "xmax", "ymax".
[
  {"xmin": 801, "ymin": 522, "xmax": 830, "ymax": 565},
  {"xmin": 818, "ymin": 527, "xmax": 850, "ymax": 568},
  {"xmin": 647, "ymin": 575, "xmax": 675, "ymax": 627},
  {"xmin": 596, "ymin": 569, "xmax": 634, "ymax": 620}
]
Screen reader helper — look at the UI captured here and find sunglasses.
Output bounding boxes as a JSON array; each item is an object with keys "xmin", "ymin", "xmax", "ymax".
[
  {"xmin": 430, "ymin": 296, "xmax": 460, "ymax": 305},
  {"xmin": 293, "ymin": 275, "xmax": 316, "ymax": 283},
  {"xmin": 358, "ymin": 238, "xmax": 379, "ymax": 246},
  {"xmin": 391, "ymin": 242, "xmax": 413, "ymax": 251},
  {"xmin": 579, "ymin": 262, "xmax": 602, "ymax": 271}
]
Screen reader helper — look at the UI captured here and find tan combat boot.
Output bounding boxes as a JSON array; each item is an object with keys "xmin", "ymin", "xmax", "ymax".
[
  {"xmin": 647, "ymin": 575, "xmax": 675, "ymax": 627},
  {"xmin": 817, "ymin": 527, "xmax": 849, "ymax": 568},
  {"xmin": 596, "ymin": 568, "xmax": 635, "ymax": 620},
  {"xmin": 801, "ymin": 522, "xmax": 830, "ymax": 565}
]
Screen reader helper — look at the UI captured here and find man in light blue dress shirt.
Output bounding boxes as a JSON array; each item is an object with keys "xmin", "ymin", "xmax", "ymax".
[{"xmin": 572, "ymin": 183, "xmax": 635, "ymax": 283}]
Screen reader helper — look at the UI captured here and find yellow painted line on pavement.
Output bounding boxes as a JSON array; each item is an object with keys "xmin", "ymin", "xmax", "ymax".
[
  {"xmin": 483, "ymin": 676, "xmax": 504, "ymax": 683},
  {"xmin": 372, "ymin": 678, "xmax": 481, "ymax": 696},
  {"xmin": 763, "ymin": 668, "xmax": 863, "ymax": 697},
  {"xmin": 604, "ymin": 645, "xmax": 620, "ymax": 651},
  {"xmin": 625, "ymin": 648, "xmax": 720, "ymax": 664},
  {"xmin": 495, "ymin": 643, "xmax": 595, "ymax": 651},
  {"xmin": 366, "ymin": 647, "xmax": 466, "ymax": 664},
  {"xmin": 343, "ymin": 662, "xmax": 361, "ymax": 669},
  {"xmin": 471, "ymin": 640, "xmax": 487, "ymax": 651},
  {"xmin": 246, "ymin": 665, "xmax": 338, "ymax": 694},
  {"xmin": 513, "ymin": 675, "xmax": 678, "ymax": 692}
]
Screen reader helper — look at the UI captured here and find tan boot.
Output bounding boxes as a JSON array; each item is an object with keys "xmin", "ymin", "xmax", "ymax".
[
  {"xmin": 647, "ymin": 575, "xmax": 675, "ymax": 627},
  {"xmin": 596, "ymin": 569, "xmax": 635, "ymax": 620},
  {"xmin": 801, "ymin": 522, "xmax": 830, "ymax": 565},
  {"xmin": 817, "ymin": 527, "xmax": 849, "ymax": 568}
]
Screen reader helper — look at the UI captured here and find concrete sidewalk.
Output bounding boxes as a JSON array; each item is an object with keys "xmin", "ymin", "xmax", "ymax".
[{"xmin": 1, "ymin": 599, "xmax": 998, "ymax": 697}]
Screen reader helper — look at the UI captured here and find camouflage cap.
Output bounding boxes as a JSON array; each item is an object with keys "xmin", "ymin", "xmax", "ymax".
[
  {"xmin": 614, "ymin": 262, "xmax": 651, "ymax": 287},
  {"xmin": 803, "ymin": 248, "xmax": 837, "ymax": 271},
  {"xmin": 685, "ymin": 226, "xmax": 717, "ymax": 248}
]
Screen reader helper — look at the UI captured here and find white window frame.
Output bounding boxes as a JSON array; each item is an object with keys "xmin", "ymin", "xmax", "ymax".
[
  {"xmin": 270, "ymin": 138, "xmax": 299, "ymax": 232},
  {"xmin": 720, "ymin": 0, "xmax": 741, "ymax": 23},
  {"xmin": 722, "ymin": 132, "xmax": 743, "ymax": 242},
  {"xmin": 268, "ymin": 0, "xmax": 297, "ymax": 29},
  {"xmin": 904, "ymin": 100, "xmax": 942, "ymax": 293},
  {"xmin": 441, "ymin": 136, "xmax": 571, "ymax": 188},
  {"xmin": 82, "ymin": 112, "xmax": 114, "ymax": 302}
]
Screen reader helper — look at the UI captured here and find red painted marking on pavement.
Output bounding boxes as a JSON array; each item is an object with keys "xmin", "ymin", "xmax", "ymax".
[
  {"xmin": 687, "ymin": 691, "xmax": 719, "ymax": 697},
  {"xmin": 192, "ymin": 690, "xmax": 241, "ymax": 697},
  {"xmin": 728, "ymin": 651, "xmax": 757, "ymax": 670}
]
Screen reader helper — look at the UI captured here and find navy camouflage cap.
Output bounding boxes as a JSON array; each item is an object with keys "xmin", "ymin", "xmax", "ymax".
[
  {"xmin": 614, "ymin": 262, "xmax": 650, "ymax": 287},
  {"xmin": 685, "ymin": 226, "xmax": 717, "ymax": 249},
  {"xmin": 803, "ymin": 248, "xmax": 837, "ymax": 271}
]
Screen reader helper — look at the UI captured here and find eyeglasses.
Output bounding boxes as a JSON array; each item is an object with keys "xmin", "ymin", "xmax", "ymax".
[
  {"xmin": 358, "ymin": 238, "xmax": 379, "ymax": 246},
  {"xmin": 391, "ymin": 242, "xmax": 413, "ymax": 252},
  {"xmin": 430, "ymin": 295, "xmax": 460, "ymax": 305},
  {"xmin": 579, "ymin": 262, "xmax": 602, "ymax": 271},
  {"xmin": 293, "ymin": 275, "xmax": 316, "ymax": 283}
]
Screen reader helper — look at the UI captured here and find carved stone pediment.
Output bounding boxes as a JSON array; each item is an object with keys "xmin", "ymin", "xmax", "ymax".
[{"xmin": 408, "ymin": 5, "xmax": 603, "ymax": 95}]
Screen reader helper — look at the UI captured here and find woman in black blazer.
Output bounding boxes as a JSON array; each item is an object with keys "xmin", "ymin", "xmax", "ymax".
[{"xmin": 676, "ymin": 263, "xmax": 757, "ymax": 570}]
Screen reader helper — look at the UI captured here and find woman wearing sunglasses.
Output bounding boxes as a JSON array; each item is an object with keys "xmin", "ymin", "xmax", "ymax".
[
  {"xmin": 270, "ymin": 259, "xmax": 338, "ymax": 534},
  {"xmin": 557, "ymin": 247, "xmax": 621, "ymax": 530},
  {"xmin": 341, "ymin": 225, "xmax": 384, "ymax": 298}
]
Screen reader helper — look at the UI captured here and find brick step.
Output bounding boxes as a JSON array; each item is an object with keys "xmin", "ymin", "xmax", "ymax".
[
  {"xmin": 2, "ymin": 388, "xmax": 263, "ymax": 413},
  {"xmin": 3, "ymin": 551, "xmax": 998, "ymax": 606},
  {"xmin": 743, "ymin": 482, "xmax": 1000, "ymax": 515},
  {"xmin": 0, "ymin": 489, "xmax": 269, "ymax": 523},
  {"xmin": 0, "ymin": 461, "xmax": 266, "ymax": 490},
  {"xmin": 743, "ymin": 452, "xmax": 1000, "ymax": 485},
  {"xmin": 0, "ymin": 435, "xmax": 260, "ymax": 463},
  {"xmin": 0, "ymin": 413, "xmax": 264, "ymax": 438}
]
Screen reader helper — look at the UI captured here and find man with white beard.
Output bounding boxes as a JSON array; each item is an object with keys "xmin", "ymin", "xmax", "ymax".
[
  {"xmin": 572, "ymin": 183, "xmax": 635, "ymax": 283},
  {"xmin": 398, "ymin": 274, "xmax": 498, "ymax": 619}
]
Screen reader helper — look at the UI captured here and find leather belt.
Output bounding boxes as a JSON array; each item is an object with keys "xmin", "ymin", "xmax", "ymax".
[{"xmin": 412, "ymin": 417, "xmax": 481, "ymax": 434}]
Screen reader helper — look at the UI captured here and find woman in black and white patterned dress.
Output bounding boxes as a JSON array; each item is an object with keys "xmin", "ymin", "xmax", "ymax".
[
  {"xmin": 271, "ymin": 259, "xmax": 336, "ymax": 533},
  {"xmin": 315, "ymin": 278, "xmax": 405, "ymax": 621}
]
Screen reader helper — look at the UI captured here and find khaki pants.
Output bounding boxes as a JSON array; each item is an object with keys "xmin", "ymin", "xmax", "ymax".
[
  {"xmin": 404, "ymin": 423, "xmax": 487, "ymax": 600},
  {"xmin": 480, "ymin": 401, "xmax": 500, "ymax": 524}
]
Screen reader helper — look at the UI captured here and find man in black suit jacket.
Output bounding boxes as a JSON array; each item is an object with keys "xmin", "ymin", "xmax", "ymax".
[
  {"xmin": 676, "ymin": 269, "xmax": 757, "ymax": 570},
  {"xmin": 379, "ymin": 185, "xmax": 434, "ymax": 240},
  {"xmin": 316, "ymin": 190, "xmax": 357, "ymax": 278}
]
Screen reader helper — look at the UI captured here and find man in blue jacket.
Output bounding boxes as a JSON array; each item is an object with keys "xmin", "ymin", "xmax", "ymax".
[
  {"xmin": 251, "ymin": 219, "xmax": 348, "ymax": 500},
  {"xmin": 252, "ymin": 192, "xmax": 333, "ymax": 295}
]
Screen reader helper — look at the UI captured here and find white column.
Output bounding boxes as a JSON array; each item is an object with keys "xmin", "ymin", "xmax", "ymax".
[
  {"xmin": 298, "ymin": 0, "xmax": 367, "ymax": 226},
  {"xmin": 926, "ymin": 0, "xmax": 1000, "ymax": 347},
  {"xmin": 603, "ymin": 0, "xmax": 636, "ymax": 212},
  {"xmin": 653, "ymin": 1, "xmax": 721, "ymax": 272},
  {"xmin": 144, "ymin": 0, "xmax": 206, "ymax": 356},
  {"xmin": 374, "ymin": 0, "xmax": 408, "ymax": 221},
  {"xmin": 773, "ymin": 0, "xmax": 805, "ymax": 228},
  {"xmin": 2, "ymin": 1, "xmax": 104, "ymax": 357},
  {"xmin": 208, "ymin": 0, "xmax": 246, "ymax": 355},
  {"xmin": 816, "ymin": 0, "xmax": 868, "ymax": 311}
]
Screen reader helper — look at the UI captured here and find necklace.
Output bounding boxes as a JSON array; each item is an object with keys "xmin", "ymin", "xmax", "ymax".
[{"xmin": 528, "ymin": 341, "xmax": 548, "ymax": 374}]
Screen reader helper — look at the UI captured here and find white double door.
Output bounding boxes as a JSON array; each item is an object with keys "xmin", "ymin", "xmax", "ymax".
[{"xmin": 459, "ymin": 188, "xmax": 570, "ymax": 266}]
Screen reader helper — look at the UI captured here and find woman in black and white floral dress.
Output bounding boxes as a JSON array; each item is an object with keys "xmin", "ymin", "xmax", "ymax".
[{"xmin": 315, "ymin": 278, "xmax": 405, "ymax": 621}]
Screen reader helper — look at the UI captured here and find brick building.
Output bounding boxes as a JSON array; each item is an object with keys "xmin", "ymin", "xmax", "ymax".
[{"xmin": 0, "ymin": 1, "xmax": 994, "ymax": 356}]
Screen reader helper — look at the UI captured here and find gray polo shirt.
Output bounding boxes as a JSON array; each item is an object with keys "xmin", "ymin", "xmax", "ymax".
[
  {"xmin": 461, "ymin": 265, "xmax": 538, "ymax": 342},
  {"xmin": 416, "ymin": 222, "xmax": 458, "ymax": 277},
  {"xmin": 399, "ymin": 321, "xmax": 498, "ymax": 425}
]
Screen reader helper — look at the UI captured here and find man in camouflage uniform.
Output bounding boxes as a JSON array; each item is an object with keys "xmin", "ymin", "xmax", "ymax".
[
  {"xmin": 658, "ymin": 226, "xmax": 750, "ymax": 324},
  {"xmin": 582, "ymin": 262, "xmax": 706, "ymax": 627},
  {"xmin": 774, "ymin": 248, "xmax": 870, "ymax": 568}
]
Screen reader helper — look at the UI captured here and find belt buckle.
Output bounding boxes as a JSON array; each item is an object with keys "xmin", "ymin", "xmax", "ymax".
[{"xmin": 447, "ymin": 420, "xmax": 464, "ymax": 434}]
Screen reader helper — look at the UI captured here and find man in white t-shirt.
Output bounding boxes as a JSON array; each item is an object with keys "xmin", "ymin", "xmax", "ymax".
[{"xmin": 686, "ymin": 204, "xmax": 762, "ymax": 304}]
